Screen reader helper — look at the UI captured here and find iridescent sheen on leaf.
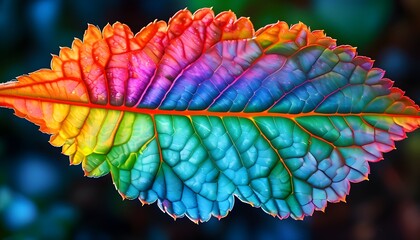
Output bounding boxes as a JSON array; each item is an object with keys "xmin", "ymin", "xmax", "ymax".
[{"xmin": 0, "ymin": 8, "xmax": 419, "ymax": 223}]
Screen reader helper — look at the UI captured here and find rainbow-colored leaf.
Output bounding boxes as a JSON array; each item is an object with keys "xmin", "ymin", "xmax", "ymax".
[{"xmin": 1, "ymin": 8, "xmax": 419, "ymax": 223}]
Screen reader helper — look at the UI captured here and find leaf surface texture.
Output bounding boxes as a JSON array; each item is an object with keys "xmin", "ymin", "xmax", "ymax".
[{"xmin": 0, "ymin": 8, "xmax": 419, "ymax": 222}]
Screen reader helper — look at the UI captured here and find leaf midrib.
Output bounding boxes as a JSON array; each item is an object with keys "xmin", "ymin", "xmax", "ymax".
[{"xmin": 1, "ymin": 93, "xmax": 419, "ymax": 119}]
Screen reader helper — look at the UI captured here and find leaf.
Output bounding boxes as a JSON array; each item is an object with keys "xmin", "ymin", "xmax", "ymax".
[{"xmin": 0, "ymin": 8, "xmax": 419, "ymax": 223}]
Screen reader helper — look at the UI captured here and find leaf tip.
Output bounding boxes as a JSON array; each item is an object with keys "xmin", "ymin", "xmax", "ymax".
[
  {"xmin": 119, "ymin": 192, "xmax": 127, "ymax": 200},
  {"xmin": 168, "ymin": 212, "xmax": 178, "ymax": 221}
]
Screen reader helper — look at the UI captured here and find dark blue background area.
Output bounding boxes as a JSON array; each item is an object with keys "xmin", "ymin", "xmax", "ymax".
[{"xmin": 0, "ymin": 0, "xmax": 420, "ymax": 239}]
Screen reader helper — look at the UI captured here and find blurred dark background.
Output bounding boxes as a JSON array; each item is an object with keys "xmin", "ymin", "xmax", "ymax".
[{"xmin": 0, "ymin": 0, "xmax": 420, "ymax": 239}]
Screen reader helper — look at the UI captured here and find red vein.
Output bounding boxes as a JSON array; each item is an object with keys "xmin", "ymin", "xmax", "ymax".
[{"xmin": 1, "ymin": 93, "xmax": 419, "ymax": 120}]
